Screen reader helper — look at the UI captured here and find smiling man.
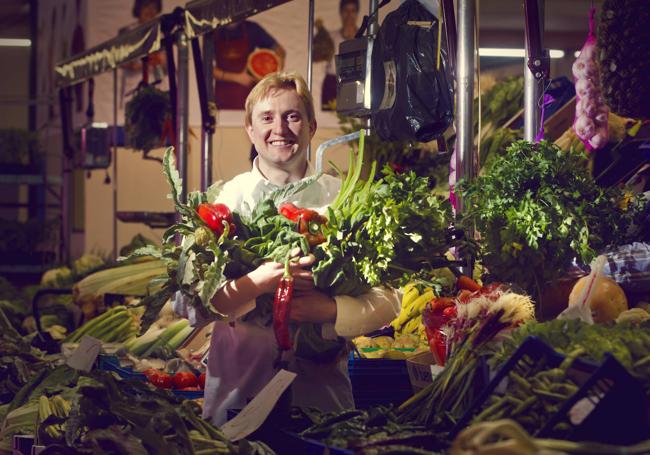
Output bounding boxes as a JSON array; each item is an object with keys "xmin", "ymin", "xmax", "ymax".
[{"xmin": 175, "ymin": 72, "xmax": 400, "ymax": 426}]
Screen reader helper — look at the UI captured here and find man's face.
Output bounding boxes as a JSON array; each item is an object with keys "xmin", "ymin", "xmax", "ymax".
[
  {"xmin": 340, "ymin": 4, "xmax": 359, "ymax": 29},
  {"xmin": 246, "ymin": 88, "xmax": 315, "ymax": 169}
]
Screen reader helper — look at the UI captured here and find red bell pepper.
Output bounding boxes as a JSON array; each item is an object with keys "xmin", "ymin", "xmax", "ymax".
[
  {"xmin": 278, "ymin": 203, "xmax": 328, "ymax": 247},
  {"xmin": 197, "ymin": 203, "xmax": 235, "ymax": 237}
]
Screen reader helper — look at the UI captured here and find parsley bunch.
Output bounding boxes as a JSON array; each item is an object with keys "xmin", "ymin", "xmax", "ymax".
[{"xmin": 460, "ymin": 140, "xmax": 637, "ymax": 301}]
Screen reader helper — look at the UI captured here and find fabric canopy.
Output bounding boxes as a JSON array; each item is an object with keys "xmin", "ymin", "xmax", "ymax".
[{"xmin": 54, "ymin": 0, "xmax": 292, "ymax": 87}]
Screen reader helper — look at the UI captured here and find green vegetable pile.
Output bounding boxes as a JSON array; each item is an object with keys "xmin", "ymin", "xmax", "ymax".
[
  {"xmin": 460, "ymin": 140, "xmax": 642, "ymax": 302},
  {"xmin": 297, "ymin": 406, "xmax": 444, "ymax": 454},
  {"xmin": 492, "ymin": 319, "xmax": 650, "ymax": 392},
  {"xmin": 1, "ymin": 365, "xmax": 274, "ymax": 454}
]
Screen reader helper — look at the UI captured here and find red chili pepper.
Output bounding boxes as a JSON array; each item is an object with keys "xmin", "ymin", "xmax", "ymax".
[
  {"xmin": 273, "ymin": 263, "xmax": 294, "ymax": 351},
  {"xmin": 197, "ymin": 203, "xmax": 234, "ymax": 237},
  {"xmin": 173, "ymin": 371, "xmax": 198, "ymax": 389},
  {"xmin": 457, "ymin": 275, "xmax": 481, "ymax": 292}
]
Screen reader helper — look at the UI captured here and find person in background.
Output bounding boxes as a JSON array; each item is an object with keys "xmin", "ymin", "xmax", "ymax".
[
  {"xmin": 213, "ymin": 20, "xmax": 286, "ymax": 110},
  {"xmin": 321, "ymin": 0, "xmax": 360, "ymax": 110},
  {"xmin": 122, "ymin": 0, "xmax": 166, "ymax": 86},
  {"xmin": 174, "ymin": 72, "xmax": 400, "ymax": 425}
]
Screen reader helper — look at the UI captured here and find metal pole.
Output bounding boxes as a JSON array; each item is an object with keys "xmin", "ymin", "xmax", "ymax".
[
  {"xmin": 112, "ymin": 69, "xmax": 118, "ymax": 258},
  {"xmin": 307, "ymin": 0, "xmax": 315, "ymax": 91},
  {"xmin": 177, "ymin": 30, "xmax": 189, "ymax": 202},
  {"xmin": 202, "ymin": 34, "xmax": 215, "ymax": 191},
  {"xmin": 455, "ymin": 0, "xmax": 475, "ymax": 216},
  {"xmin": 365, "ymin": 0, "xmax": 379, "ymax": 134},
  {"xmin": 524, "ymin": 1, "xmax": 544, "ymax": 141},
  {"xmin": 307, "ymin": 0, "xmax": 315, "ymax": 161}
]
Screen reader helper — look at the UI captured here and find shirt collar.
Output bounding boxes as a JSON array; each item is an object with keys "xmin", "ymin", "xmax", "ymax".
[{"xmin": 251, "ymin": 157, "xmax": 315, "ymax": 187}]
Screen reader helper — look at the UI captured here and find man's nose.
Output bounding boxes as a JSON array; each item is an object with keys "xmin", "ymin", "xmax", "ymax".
[{"xmin": 271, "ymin": 116, "xmax": 287, "ymax": 134}]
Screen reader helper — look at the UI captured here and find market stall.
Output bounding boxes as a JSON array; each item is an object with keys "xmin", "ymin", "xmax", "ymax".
[{"xmin": 2, "ymin": 0, "xmax": 650, "ymax": 454}]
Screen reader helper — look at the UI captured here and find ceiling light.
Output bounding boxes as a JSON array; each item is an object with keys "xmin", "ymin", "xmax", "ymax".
[
  {"xmin": 0, "ymin": 38, "xmax": 31, "ymax": 47},
  {"xmin": 479, "ymin": 48, "xmax": 565, "ymax": 59},
  {"xmin": 574, "ymin": 50, "xmax": 581, "ymax": 58}
]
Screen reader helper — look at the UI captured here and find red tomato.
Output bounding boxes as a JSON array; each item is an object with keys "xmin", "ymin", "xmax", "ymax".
[
  {"xmin": 198, "ymin": 372, "xmax": 206, "ymax": 389},
  {"xmin": 142, "ymin": 368, "xmax": 157, "ymax": 379},
  {"xmin": 173, "ymin": 371, "xmax": 198, "ymax": 389},
  {"xmin": 442, "ymin": 305, "xmax": 457, "ymax": 319},
  {"xmin": 149, "ymin": 370, "xmax": 173, "ymax": 389},
  {"xmin": 178, "ymin": 386, "xmax": 201, "ymax": 391}
]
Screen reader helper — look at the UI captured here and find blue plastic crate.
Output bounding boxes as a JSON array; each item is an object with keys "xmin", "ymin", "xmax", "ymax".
[
  {"xmin": 97, "ymin": 355, "xmax": 204, "ymax": 400},
  {"xmin": 347, "ymin": 352, "xmax": 413, "ymax": 408}
]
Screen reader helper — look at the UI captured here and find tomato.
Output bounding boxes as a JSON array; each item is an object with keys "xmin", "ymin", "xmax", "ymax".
[
  {"xmin": 198, "ymin": 372, "xmax": 206, "ymax": 389},
  {"xmin": 173, "ymin": 371, "xmax": 198, "ymax": 389},
  {"xmin": 149, "ymin": 370, "xmax": 173, "ymax": 389},
  {"xmin": 442, "ymin": 305, "xmax": 457, "ymax": 319},
  {"xmin": 457, "ymin": 289, "xmax": 474, "ymax": 304},
  {"xmin": 178, "ymin": 386, "xmax": 201, "ymax": 391},
  {"xmin": 142, "ymin": 368, "xmax": 158, "ymax": 379}
]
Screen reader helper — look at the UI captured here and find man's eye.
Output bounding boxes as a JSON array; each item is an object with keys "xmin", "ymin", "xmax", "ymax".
[
  {"xmin": 287, "ymin": 113, "xmax": 301, "ymax": 122},
  {"xmin": 261, "ymin": 115, "xmax": 272, "ymax": 122}
]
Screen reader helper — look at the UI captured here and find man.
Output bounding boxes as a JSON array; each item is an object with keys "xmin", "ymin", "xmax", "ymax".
[{"xmin": 176, "ymin": 72, "xmax": 400, "ymax": 425}]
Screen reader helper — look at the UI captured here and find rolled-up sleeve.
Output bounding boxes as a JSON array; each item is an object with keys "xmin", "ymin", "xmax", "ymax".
[{"xmin": 331, "ymin": 287, "xmax": 401, "ymax": 338}]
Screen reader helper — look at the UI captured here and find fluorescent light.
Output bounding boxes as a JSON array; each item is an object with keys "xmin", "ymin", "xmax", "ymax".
[
  {"xmin": 479, "ymin": 48, "xmax": 525, "ymax": 57},
  {"xmin": 479, "ymin": 48, "xmax": 565, "ymax": 59},
  {"xmin": 0, "ymin": 38, "xmax": 31, "ymax": 47},
  {"xmin": 574, "ymin": 50, "xmax": 581, "ymax": 58}
]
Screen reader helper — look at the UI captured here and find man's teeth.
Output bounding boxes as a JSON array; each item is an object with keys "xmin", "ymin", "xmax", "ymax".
[{"xmin": 270, "ymin": 140, "xmax": 293, "ymax": 146}]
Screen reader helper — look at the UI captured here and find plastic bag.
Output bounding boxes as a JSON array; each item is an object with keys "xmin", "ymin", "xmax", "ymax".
[
  {"xmin": 573, "ymin": 7, "xmax": 609, "ymax": 151},
  {"xmin": 371, "ymin": 0, "xmax": 454, "ymax": 143}
]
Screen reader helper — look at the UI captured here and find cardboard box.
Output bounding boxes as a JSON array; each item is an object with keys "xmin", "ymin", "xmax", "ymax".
[{"xmin": 406, "ymin": 351, "xmax": 439, "ymax": 393}]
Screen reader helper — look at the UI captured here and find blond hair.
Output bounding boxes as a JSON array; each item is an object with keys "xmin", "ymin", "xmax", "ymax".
[{"xmin": 244, "ymin": 71, "xmax": 316, "ymax": 128}]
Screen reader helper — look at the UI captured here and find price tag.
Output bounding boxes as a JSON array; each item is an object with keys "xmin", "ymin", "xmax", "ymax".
[
  {"xmin": 220, "ymin": 369, "xmax": 296, "ymax": 441},
  {"xmin": 66, "ymin": 335, "xmax": 101, "ymax": 372},
  {"xmin": 430, "ymin": 364, "xmax": 444, "ymax": 380}
]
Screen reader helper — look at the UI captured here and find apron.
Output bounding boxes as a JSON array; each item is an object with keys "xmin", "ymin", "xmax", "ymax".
[
  {"xmin": 203, "ymin": 320, "xmax": 354, "ymax": 426},
  {"xmin": 214, "ymin": 25, "xmax": 254, "ymax": 110}
]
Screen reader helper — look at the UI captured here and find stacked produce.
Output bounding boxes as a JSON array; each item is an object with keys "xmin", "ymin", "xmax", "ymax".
[
  {"xmin": 0, "ymin": 365, "xmax": 274, "ymax": 454},
  {"xmin": 459, "ymin": 140, "xmax": 642, "ymax": 304}
]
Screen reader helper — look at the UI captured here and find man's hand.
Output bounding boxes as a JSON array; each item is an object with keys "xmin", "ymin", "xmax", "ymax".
[
  {"xmin": 290, "ymin": 289, "xmax": 337, "ymax": 324},
  {"xmin": 249, "ymin": 255, "xmax": 315, "ymax": 295}
]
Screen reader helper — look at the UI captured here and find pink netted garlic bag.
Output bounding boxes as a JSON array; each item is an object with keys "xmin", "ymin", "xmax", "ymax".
[{"xmin": 573, "ymin": 7, "xmax": 609, "ymax": 151}]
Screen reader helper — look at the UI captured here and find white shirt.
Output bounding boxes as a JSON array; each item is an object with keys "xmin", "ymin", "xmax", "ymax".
[{"xmin": 174, "ymin": 158, "xmax": 401, "ymax": 425}]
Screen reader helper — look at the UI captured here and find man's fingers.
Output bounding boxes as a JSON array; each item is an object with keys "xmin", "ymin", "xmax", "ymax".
[
  {"xmin": 296, "ymin": 254, "xmax": 315, "ymax": 267},
  {"xmin": 289, "ymin": 246, "xmax": 302, "ymax": 258}
]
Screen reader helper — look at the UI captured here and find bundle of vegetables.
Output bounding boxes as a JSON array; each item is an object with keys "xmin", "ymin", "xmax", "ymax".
[
  {"xmin": 1, "ymin": 365, "xmax": 274, "ymax": 454},
  {"xmin": 298, "ymin": 406, "xmax": 445, "ymax": 454},
  {"xmin": 459, "ymin": 140, "xmax": 643, "ymax": 304},
  {"xmin": 126, "ymin": 318, "xmax": 192, "ymax": 358},
  {"xmin": 73, "ymin": 257, "xmax": 167, "ymax": 320},
  {"xmin": 64, "ymin": 305, "xmax": 141, "ymax": 344},
  {"xmin": 491, "ymin": 318, "xmax": 650, "ymax": 393},
  {"xmin": 450, "ymin": 419, "xmax": 650, "ymax": 455},
  {"xmin": 0, "ymin": 309, "xmax": 57, "ymax": 406},
  {"xmin": 313, "ymin": 133, "xmax": 460, "ymax": 296},
  {"xmin": 468, "ymin": 346, "xmax": 586, "ymax": 436},
  {"xmin": 397, "ymin": 283, "xmax": 535, "ymax": 432},
  {"xmin": 130, "ymin": 141, "xmax": 463, "ymax": 347}
]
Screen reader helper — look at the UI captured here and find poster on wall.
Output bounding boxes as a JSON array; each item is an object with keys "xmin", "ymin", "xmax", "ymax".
[{"xmin": 44, "ymin": 0, "xmax": 407, "ymax": 131}]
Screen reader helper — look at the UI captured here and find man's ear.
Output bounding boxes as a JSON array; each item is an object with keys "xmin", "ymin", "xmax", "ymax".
[
  {"xmin": 245, "ymin": 122, "xmax": 254, "ymax": 142},
  {"xmin": 310, "ymin": 119, "xmax": 317, "ymax": 139}
]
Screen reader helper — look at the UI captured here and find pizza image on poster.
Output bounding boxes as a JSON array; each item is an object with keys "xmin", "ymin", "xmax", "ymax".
[{"xmin": 247, "ymin": 48, "xmax": 281, "ymax": 80}]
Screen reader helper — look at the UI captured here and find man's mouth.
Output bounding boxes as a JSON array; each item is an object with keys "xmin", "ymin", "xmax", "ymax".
[{"xmin": 269, "ymin": 140, "xmax": 295, "ymax": 146}]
